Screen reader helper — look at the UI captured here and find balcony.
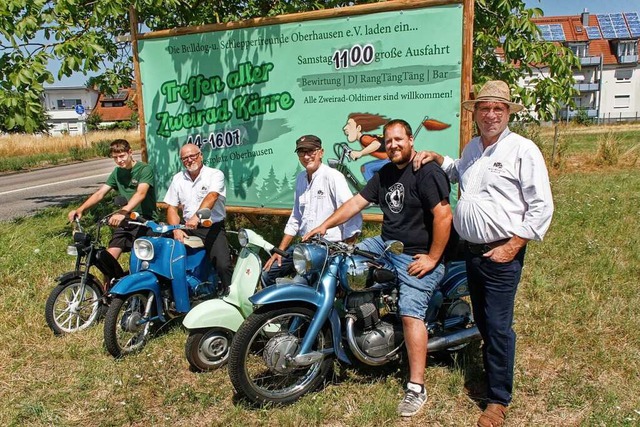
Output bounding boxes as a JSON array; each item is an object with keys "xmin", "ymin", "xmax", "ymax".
[
  {"xmin": 560, "ymin": 108, "xmax": 598, "ymax": 119},
  {"xmin": 573, "ymin": 83, "xmax": 599, "ymax": 92},
  {"xmin": 619, "ymin": 55, "xmax": 638, "ymax": 64},
  {"xmin": 579, "ymin": 56, "xmax": 601, "ymax": 66}
]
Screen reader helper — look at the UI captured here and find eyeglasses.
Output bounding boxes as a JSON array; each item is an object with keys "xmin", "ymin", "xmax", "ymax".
[
  {"xmin": 476, "ymin": 106, "xmax": 508, "ymax": 117},
  {"xmin": 297, "ymin": 149, "xmax": 319, "ymax": 158},
  {"xmin": 180, "ymin": 152, "xmax": 201, "ymax": 162}
]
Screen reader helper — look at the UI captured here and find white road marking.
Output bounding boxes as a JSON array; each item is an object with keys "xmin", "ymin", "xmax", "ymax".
[{"xmin": 0, "ymin": 172, "xmax": 109, "ymax": 196}]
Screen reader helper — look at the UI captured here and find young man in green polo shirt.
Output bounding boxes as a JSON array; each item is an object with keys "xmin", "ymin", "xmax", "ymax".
[{"xmin": 68, "ymin": 139, "xmax": 158, "ymax": 260}]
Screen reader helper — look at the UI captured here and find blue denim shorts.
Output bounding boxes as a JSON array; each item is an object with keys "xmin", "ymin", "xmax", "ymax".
[{"xmin": 357, "ymin": 236, "xmax": 444, "ymax": 319}]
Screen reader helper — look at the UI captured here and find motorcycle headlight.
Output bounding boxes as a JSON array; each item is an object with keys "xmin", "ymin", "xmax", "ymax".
[
  {"xmin": 66, "ymin": 245, "xmax": 78, "ymax": 256},
  {"xmin": 133, "ymin": 239, "xmax": 154, "ymax": 261},
  {"xmin": 238, "ymin": 229, "xmax": 249, "ymax": 248},
  {"xmin": 292, "ymin": 244, "xmax": 328, "ymax": 275}
]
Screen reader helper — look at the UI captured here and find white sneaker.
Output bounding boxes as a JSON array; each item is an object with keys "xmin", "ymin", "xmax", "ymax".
[{"xmin": 397, "ymin": 387, "xmax": 427, "ymax": 417}]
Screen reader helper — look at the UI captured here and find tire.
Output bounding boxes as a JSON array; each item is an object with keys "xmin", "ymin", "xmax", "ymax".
[
  {"xmin": 45, "ymin": 278, "xmax": 104, "ymax": 335},
  {"xmin": 103, "ymin": 292, "xmax": 154, "ymax": 358},
  {"xmin": 228, "ymin": 306, "xmax": 333, "ymax": 406},
  {"xmin": 185, "ymin": 328, "xmax": 233, "ymax": 372}
]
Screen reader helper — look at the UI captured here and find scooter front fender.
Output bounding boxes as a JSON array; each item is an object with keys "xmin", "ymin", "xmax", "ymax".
[
  {"xmin": 108, "ymin": 272, "xmax": 164, "ymax": 319},
  {"xmin": 183, "ymin": 299, "xmax": 244, "ymax": 332}
]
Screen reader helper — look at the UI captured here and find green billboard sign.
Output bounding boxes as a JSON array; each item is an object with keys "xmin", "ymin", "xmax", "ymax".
[{"xmin": 138, "ymin": 3, "xmax": 464, "ymax": 210}]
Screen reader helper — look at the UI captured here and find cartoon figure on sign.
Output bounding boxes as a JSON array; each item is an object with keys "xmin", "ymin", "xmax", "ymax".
[{"xmin": 327, "ymin": 113, "xmax": 451, "ymax": 193}]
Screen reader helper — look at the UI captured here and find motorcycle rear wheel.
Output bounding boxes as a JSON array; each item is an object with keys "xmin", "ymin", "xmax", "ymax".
[
  {"xmin": 185, "ymin": 328, "xmax": 233, "ymax": 372},
  {"xmin": 45, "ymin": 278, "xmax": 104, "ymax": 335},
  {"xmin": 228, "ymin": 306, "xmax": 332, "ymax": 406},
  {"xmin": 104, "ymin": 292, "xmax": 154, "ymax": 358}
]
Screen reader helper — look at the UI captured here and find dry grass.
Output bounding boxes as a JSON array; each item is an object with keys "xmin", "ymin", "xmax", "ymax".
[{"xmin": 0, "ymin": 130, "xmax": 141, "ymax": 158}]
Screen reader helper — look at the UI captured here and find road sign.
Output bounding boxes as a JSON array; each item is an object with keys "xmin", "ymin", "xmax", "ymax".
[{"xmin": 75, "ymin": 104, "xmax": 85, "ymax": 115}]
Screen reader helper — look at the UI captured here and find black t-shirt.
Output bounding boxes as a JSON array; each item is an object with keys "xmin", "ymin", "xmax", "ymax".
[{"xmin": 359, "ymin": 161, "xmax": 450, "ymax": 255}]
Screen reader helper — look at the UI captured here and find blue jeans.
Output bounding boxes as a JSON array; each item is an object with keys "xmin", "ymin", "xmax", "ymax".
[
  {"xmin": 261, "ymin": 247, "xmax": 295, "ymax": 286},
  {"xmin": 361, "ymin": 159, "xmax": 390, "ymax": 181},
  {"xmin": 466, "ymin": 246, "xmax": 526, "ymax": 406},
  {"xmin": 357, "ymin": 236, "xmax": 444, "ymax": 319}
]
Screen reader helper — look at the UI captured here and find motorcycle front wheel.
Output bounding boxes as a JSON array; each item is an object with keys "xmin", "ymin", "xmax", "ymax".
[
  {"xmin": 185, "ymin": 328, "xmax": 233, "ymax": 372},
  {"xmin": 103, "ymin": 292, "xmax": 154, "ymax": 358},
  {"xmin": 45, "ymin": 278, "xmax": 104, "ymax": 335},
  {"xmin": 228, "ymin": 306, "xmax": 333, "ymax": 406}
]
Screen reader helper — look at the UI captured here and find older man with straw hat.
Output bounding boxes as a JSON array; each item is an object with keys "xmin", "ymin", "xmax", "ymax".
[{"xmin": 414, "ymin": 80, "xmax": 554, "ymax": 427}]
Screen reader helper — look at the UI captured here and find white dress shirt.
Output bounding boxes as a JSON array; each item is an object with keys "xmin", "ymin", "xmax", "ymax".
[
  {"xmin": 284, "ymin": 163, "xmax": 362, "ymax": 241},
  {"xmin": 164, "ymin": 165, "xmax": 226, "ymax": 223},
  {"xmin": 441, "ymin": 128, "xmax": 553, "ymax": 244}
]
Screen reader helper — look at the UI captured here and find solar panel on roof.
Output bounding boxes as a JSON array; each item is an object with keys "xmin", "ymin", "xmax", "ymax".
[
  {"xmin": 536, "ymin": 24, "xmax": 565, "ymax": 41},
  {"xmin": 585, "ymin": 26, "xmax": 602, "ymax": 39},
  {"xmin": 597, "ymin": 14, "xmax": 617, "ymax": 39},
  {"xmin": 624, "ymin": 12, "xmax": 640, "ymax": 37}
]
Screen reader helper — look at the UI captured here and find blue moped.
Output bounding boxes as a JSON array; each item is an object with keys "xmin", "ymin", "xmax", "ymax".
[{"xmin": 103, "ymin": 209, "xmax": 219, "ymax": 358}]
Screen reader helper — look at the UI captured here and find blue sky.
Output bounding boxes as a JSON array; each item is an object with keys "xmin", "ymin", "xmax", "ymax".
[{"xmin": 50, "ymin": 1, "xmax": 640, "ymax": 87}]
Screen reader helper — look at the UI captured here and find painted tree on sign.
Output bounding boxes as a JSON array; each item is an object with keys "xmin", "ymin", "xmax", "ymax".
[{"xmin": 1, "ymin": 0, "xmax": 576, "ymax": 132}]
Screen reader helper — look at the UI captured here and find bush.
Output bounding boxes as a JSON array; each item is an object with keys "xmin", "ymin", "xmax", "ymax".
[
  {"xmin": 92, "ymin": 139, "xmax": 112, "ymax": 158},
  {"xmin": 86, "ymin": 112, "xmax": 102, "ymax": 130},
  {"xmin": 572, "ymin": 108, "xmax": 593, "ymax": 126},
  {"xmin": 595, "ymin": 131, "xmax": 620, "ymax": 166}
]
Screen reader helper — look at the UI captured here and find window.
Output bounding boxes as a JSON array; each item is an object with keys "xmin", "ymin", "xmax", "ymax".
[
  {"xmin": 617, "ymin": 41, "xmax": 638, "ymax": 57},
  {"xmin": 615, "ymin": 69, "xmax": 633, "ymax": 83},
  {"xmin": 613, "ymin": 95, "xmax": 630, "ymax": 108},
  {"xmin": 57, "ymin": 99, "xmax": 82, "ymax": 109},
  {"xmin": 568, "ymin": 42, "xmax": 589, "ymax": 58}
]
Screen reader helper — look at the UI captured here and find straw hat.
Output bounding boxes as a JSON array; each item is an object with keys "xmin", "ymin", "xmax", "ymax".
[{"xmin": 461, "ymin": 80, "xmax": 524, "ymax": 114}]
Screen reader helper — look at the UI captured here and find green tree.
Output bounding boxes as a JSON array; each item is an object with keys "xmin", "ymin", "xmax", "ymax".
[
  {"xmin": 474, "ymin": 0, "xmax": 579, "ymax": 121},
  {"xmin": 1, "ymin": 0, "xmax": 576, "ymax": 132}
]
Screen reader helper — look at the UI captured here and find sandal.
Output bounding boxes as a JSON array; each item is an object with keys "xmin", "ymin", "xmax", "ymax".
[{"xmin": 477, "ymin": 403, "xmax": 507, "ymax": 427}]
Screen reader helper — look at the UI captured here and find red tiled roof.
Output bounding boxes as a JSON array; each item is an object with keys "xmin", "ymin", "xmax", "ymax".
[
  {"xmin": 92, "ymin": 88, "xmax": 137, "ymax": 122},
  {"xmin": 532, "ymin": 13, "xmax": 631, "ymax": 66}
]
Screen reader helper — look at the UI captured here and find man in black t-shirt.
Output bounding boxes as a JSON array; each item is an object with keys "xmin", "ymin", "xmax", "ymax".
[{"xmin": 304, "ymin": 119, "xmax": 452, "ymax": 418}]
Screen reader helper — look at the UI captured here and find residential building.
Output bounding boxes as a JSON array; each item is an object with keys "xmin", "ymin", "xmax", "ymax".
[
  {"xmin": 91, "ymin": 88, "xmax": 138, "ymax": 128},
  {"xmin": 530, "ymin": 10, "xmax": 640, "ymax": 123},
  {"xmin": 42, "ymin": 86, "xmax": 99, "ymax": 135}
]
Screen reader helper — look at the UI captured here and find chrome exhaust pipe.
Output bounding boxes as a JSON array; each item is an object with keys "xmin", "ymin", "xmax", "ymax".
[
  {"xmin": 345, "ymin": 316, "xmax": 401, "ymax": 366},
  {"xmin": 427, "ymin": 326, "xmax": 481, "ymax": 352}
]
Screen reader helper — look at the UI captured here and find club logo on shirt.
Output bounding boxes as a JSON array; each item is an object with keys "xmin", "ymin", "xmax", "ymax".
[
  {"xmin": 131, "ymin": 179, "xmax": 139, "ymax": 186},
  {"xmin": 317, "ymin": 189, "xmax": 324, "ymax": 197},
  {"xmin": 385, "ymin": 183, "xmax": 404, "ymax": 213},
  {"xmin": 489, "ymin": 162, "xmax": 503, "ymax": 174}
]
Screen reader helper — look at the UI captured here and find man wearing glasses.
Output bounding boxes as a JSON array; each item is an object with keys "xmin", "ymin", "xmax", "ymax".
[
  {"xmin": 413, "ymin": 80, "xmax": 554, "ymax": 427},
  {"xmin": 164, "ymin": 143, "xmax": 233, "ymax": 295},
  {"xmin": 262, "ymin": 134, "xmax": 362, "ymax": 286}
]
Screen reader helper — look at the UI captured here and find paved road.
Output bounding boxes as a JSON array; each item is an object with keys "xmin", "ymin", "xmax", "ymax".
[{"xmin": 0, "ymin": 155, "xmax": 140, "ymax": 220}]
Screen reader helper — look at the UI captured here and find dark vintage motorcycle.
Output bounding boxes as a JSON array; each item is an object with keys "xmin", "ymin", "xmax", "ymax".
[
  {"xmin": 228, "ymin": 236, "xmax": 480, "ymax": 405},
  {"xmin": 45, "ymin": 207, "xmax": 126, "ymax": 335}
]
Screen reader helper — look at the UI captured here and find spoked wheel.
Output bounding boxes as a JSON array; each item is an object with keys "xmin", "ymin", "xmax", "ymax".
[
  {"xmin": 228, "ymin": 306, "xmax": 333, "ymax": 406},
  {"xmin": 45, "ymin": 278, "xmax": 104, "ymax": 335},
  {"xmin": 103, "ymin": 292, "xmax": 154, "ymax": 358},
  {"xmin": 185, "ymin": 328, "xmax": 233, "ymax": 372}
]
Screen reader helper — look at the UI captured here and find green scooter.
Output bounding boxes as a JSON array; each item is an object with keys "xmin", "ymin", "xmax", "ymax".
[{"xmin": 182, "ymin": 228, "xmax": 284, "ymax": 371}]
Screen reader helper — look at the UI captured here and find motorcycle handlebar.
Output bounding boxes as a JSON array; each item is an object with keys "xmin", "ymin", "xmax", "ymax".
[
  {"xmin": 271, "ymin": 247, "xmax": 289, "ymax": 257},
  {"xmin": 353, "ymin": 247, "xmax": 379, "ymax": 260}
]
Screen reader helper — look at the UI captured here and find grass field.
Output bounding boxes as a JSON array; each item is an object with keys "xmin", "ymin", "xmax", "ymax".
[{"xmin": 0, "ymin": 126, "xmax": 638, "ymax": 426}]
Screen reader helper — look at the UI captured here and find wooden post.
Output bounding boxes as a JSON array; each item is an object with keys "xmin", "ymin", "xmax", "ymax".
[
  {"xmin": 460, "ymin": 0, "xmax": 474, "ymax": 155},
  {"xmin": 129, "ymin": 6, "xmax": 147, "ymax": 162},
  {"xmin": 551, "ymin": 124, "xmax": 559, "ymax": 167}
]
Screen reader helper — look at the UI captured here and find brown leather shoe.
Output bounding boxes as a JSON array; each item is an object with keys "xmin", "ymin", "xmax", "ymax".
[{"xmin": 477, "ymin": 403, "xmax": 507, "ymax": 427}]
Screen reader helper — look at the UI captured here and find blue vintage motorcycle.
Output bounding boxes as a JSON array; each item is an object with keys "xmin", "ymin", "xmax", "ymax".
[
  {"xmin": 103, "ymin": 209, "xmax": 219, "ymax": 358},
  {"xmin": 228, "ymin": 236, "xmax": 479, "ymax": 405}
]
